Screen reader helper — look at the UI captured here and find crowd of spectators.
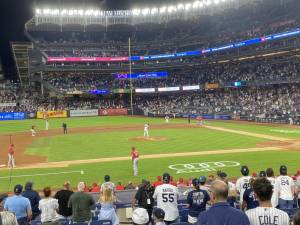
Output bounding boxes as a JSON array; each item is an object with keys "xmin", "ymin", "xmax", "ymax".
[
  {"xmin": 136, "ymin": 84, "xmax": 300, "ymax": 119},
  {"xmin": 43, "ymin": 57, "xmax": 300, "ymax": 92},
  {"xmin": 1, "ymin": 165, "xmax": 300, "ymax": 225}
]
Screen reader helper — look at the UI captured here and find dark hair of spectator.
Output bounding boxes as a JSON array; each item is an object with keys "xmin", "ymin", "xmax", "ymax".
[
  {"xmin": 266, "ymin": 168, "xmax": 274, "ymax": 177},
  {"xmin": 252, "ymin": 178, "xmax": 273, "ymax": 202},
  {"xmin": 43, "ymin": 187, "xmax": 51, "ymax": 197}
]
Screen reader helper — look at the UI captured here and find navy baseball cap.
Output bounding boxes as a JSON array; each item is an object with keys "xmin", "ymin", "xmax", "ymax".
[
  {"xmin": 280, "ymin": 165, "xmax": 287, "ymax": 171},
  {"xmin": 199, "ymin": 176, "xmax": 206, "ymax": 183},
  {"xmin": 192, "ymin": 178, "xmax": 200, "ymax": 186},
  {"xmin": 163, "ymin": 173, "xmax": 170, "ymax": 183},
  {"xmin": 153, "ymin": 208, "xmax": 165, "ymax": 220},
  {"xmin": 259, "ymin": 171, "xmax": 266, "ymax": 177},
  {"xmin": 219, "ymin": 172, "xmax": 227, "ymax": 178},
  {"xmin": 241, "ymin": 166, "xmax": 249, "ymax": 176},
  {"xmin": 14, "ymin": 184, "xmax": 23, "ymax": 194},
  {"xmin": 104, "ymin": 175, "xmax": 110, "ymax": 182}
]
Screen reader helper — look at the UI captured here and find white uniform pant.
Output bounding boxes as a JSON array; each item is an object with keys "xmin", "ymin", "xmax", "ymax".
[
  {"xmin": 8, "ymin": 154, "xmax": 15, "ymax": 168},
  {"xmin": 46, "ymin": 122, "xmax": 49, "ymax": 130},
  {"xmin": 165, "ymin": 119, "xmax": 169, "ymax": 123},
  {"xmin": 133, "ymin": 158, "xmax": 139, "ymax": 176},
  {"xmin": 31, "ymin": 129, "xmax": 36, "ymax": 136},
  {"xmin": 144, "ymin": 129, "xmax": 149, "ymax": 137}
]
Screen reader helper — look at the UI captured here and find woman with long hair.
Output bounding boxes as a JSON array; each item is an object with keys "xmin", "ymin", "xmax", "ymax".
[{"xmin": 98, "ymin": 188, "xmax": 119, "ymax": 225}]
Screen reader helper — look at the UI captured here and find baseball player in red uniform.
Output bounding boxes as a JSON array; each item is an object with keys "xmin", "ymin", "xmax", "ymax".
[
  {"xmin": 196, "ymin": 116, "xmax": 204, "ymax": 126},
  {"xmin": 8, "ymin": 144, "xmax": 16, "ymax": 168},
  {"xmin": 131, "ymin": 146, "xmax": 139, "ymax": 176}
]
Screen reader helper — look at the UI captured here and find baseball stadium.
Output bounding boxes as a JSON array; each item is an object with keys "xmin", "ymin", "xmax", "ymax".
[{"xmin": 0, "ymin": 0, "xmax": 300, "ymax": 224}]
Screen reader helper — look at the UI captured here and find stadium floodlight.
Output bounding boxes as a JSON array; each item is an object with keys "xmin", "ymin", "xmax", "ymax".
[
  {"xmin": 132, "ymin": 8, "xmax": 141, "ymax": 16},
  {"xmin": 35, "ymin": 8, "xmax": 41, "ymax": 15},
  {"xmin": 206, "ymin": 0, "xmax": 212, "ymax": 5},
  {"xmin": 185, "ymin": 3, "xmax": 192, "ymax": 10},
  {"xmin": 43, "ymin": 9, "xmax": 51, "ymax": 15},
  {"xmin": 142, "ymin": 8, "xmax": 150, "ymax": 16},
  {"xmin": 85, "ymin": 10, "xmax": 93, "ymax": 16},
  {"xmin": 78, "ymin": 10, "xmax": 84, "ymax": 16},
  {"xmin": 168, "ymin": 5, "xmax": 176, "ymax": 13},
  {"xmin": 214, "ymin": 0, "xmax": 220, "ymax": 4},
  {"xmin": 93, "ymin": 10, "xmax": 101, "ymax": 16},
  {"xmin": 151, "ymin": 8, "xmax": 158, "ymax": 15},
  {"xmin": 50, "ymin": 9, "xmax": 59, "ymax": 16},
  {"xmin": 61, "ymin": 9, "xmax": 67, "ymax": 15},
  {"xmin": 193, "ymin": 1, "xmax": 200, "ymax": 9},
  {"xmin": 159, "ymin": 6, "xmax": 167, "ymax": 14},
  {"xmin": 177, "ymin": 3, "xmax": 184, "ymax": 10},
  {"xmin": 68, "ymin": 10, "xmax": 74, "ymax": 16}
]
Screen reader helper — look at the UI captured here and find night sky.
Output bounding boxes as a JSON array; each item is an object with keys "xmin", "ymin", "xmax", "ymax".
[{"xmin": 0, "ymin": 0, "xmax": 179, "ymax": 78}]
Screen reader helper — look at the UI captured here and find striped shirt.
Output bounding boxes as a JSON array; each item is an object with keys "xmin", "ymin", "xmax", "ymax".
[{"xmin": 246, "ymin": 207, "xmax": 290, "ymax": 225}]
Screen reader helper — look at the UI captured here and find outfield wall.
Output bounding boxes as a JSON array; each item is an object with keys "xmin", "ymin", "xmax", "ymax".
[{"xmin": 0, "ymin": 109, "xmax": 129, "ymax": 121}]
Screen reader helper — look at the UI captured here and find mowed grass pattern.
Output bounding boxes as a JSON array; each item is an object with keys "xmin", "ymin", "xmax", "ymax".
[
  {"xmin": 0, "ymin": 116, "xmax": 185, "ymax": 134},
  {"xmin": 26, "ymin": 128, "xmax": 265, "ymax": 162},
  {"xmin": 0, "ymin": 150, "xmax": 299, "ymax": 191}
]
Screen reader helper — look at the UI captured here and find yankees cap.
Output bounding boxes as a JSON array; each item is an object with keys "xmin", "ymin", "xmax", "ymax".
[
  {"xmin": 163, "ymin": 173, "xmax": 170, "ymax": 183},
  {"xmin": 152, "ymin": 208, "xmax": 165, "ymax": 220},
  {"xmin": 14, "ymin": 184, "xmax": 23, "ymax": 194},
  {"xmin": 199, "ymin": 176, "xmax": 206, "ymax": 183}
]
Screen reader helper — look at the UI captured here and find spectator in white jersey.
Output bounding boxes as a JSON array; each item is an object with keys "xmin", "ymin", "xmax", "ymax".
[
  {"xmin": 246, "ymin": 178, "xmax": 290, "ymax": 225},
  {"xmin": 101, "ymin": 175, "xmax": 115, "ymax": 194},
  {"xmin": 266, "ymin": 168, "xmax": 278, "ymax": 208},
  {"xmin": 153, "ymin": 173, "xmax": 179, "ymax": 225},
  {"xmin": 236, "ymin": 166, "xmax": 252, "ymax": 206},
  {"xmin": 276, "ymin": 165, "xmax": 295, "ymax": 210}
]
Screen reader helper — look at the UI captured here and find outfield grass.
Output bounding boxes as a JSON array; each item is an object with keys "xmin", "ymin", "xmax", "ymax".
[
  {"xmin": 26, "ymin": 128, "xmax": 265, "ymax": 162},
  {"xmin": 0, "ymin": 150, "xmax": 299, "ymax": 191},
  {"xmin": 208, "ymin": 120, "xmax": 300, "ymax": 139},
  {"xmin": 0, "ymin": 116, "xmax": 185, "ymax": 134}
]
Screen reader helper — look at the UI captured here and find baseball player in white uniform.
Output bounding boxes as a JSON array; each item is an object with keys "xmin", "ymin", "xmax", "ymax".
[
  {"xmin": 144, "ymin": 123, "xmax": 149, "ymax": 137},
  {"xmin": 266, "ymin": 168, "xmax": 278, "ymax": 208},
  {"xmin": 236, "ymin": 166, "xmax": 252, "ymax": 205},
  {"xmin": 246, "ymin": 177, "xmax": 290, "ymax": 225},
  {"xmin": 30, "ymin": 125, "xmax": 36, "ymax": 137},
  {"xmin": 153, "ymin": 173, "xmax": 179, "ymax": 224},
  {"xmin": 276, "ymin": 165, "xmax": 295, "ymax": 210},
  {"xmin": 45, "ymin": 119, "xmax": 49, "ymax": 130},
  {"xmin": 165, "ymin": 115, "xmax": 169, "ymax": 123}
]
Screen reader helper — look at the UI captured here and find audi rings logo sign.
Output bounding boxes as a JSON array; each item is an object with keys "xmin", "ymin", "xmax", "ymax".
[{"xmin": 169, "ymin": 161, "xmax": 240, "ymax": 174}]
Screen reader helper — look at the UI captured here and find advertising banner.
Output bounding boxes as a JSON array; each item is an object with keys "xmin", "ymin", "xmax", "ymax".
[
  {"xmin": 0, "ymin": 103, "xmax": 17, "ymax": 107},
  {"xmin": 158, "ymin": 87, "xmax": 180, "ymax": 92},
  {"xmin": 135, "ymin": 88, "xmax": 156, "ymax": 93},
  {"xmin": 205, "ymin": 83, "xmax": 219, "ymax": 89},
  {"xmin": 70, "ymin": 109, "xmax": 98, "ymax": 117},
  {"xmin": 37, "ymin": 110, "xmax": 67, "ymax": 119},
  {"xmin": 47, "ymin": 56, "xmax": 128, "ymax": 63},
  {"xmin": 0, "ymin": 112, "xmax": 26, "ymax": 121},
  {"xmin": 112, "ymin": 89, "xmax": 131, "ymax": 94},
  {"xmin": 99, "ymin": 108, "xmax": 128, "ymax": 116},
  {"xmin": 27, "ymin": 112, "xmax": 37, "ymax": 119}
]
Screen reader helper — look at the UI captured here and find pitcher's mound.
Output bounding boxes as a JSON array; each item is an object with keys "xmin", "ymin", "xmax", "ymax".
[{"xmin": 129, "ymin": 136, "xmax": 168, "ymax": 142}]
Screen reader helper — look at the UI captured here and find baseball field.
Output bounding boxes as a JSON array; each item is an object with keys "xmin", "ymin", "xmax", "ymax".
[{"xmin": 0, "ymin": 116, "xmax": 300, "ymax": 192}]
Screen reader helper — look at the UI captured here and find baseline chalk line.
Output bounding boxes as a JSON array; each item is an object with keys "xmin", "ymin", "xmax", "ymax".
[{"xmin": 0, "ymin": 170, "xmax": 84, "ymax": 179}]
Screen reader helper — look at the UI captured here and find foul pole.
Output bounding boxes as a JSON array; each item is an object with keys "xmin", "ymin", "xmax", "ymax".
[{"xmin": 129, "ymin": 38, "xmax": 134, "ymax": 115}]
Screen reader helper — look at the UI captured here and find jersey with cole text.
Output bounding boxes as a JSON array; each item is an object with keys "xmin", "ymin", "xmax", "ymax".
[{"xmin": 246, "ymin": 207, "xmax": 290, "ymax": 225}]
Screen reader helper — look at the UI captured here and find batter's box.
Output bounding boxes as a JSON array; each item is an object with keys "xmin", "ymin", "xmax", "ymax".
[{"xmin": 169, "ymin": 161, "xmax": 240, "ymax": 174}]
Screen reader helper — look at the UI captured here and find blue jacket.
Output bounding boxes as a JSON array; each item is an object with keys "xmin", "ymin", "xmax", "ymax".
[
  {"xmin": 22, "ymin": 190, "xmax": 41, "ymax": 219},
  {"xmin": 198, "ymin": 202, "xmax": 250, "ymax": 225}
]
